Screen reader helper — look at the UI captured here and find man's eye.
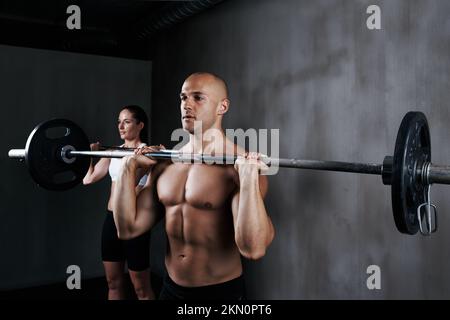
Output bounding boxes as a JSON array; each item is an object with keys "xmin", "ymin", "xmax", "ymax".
[
  {"xmin": 181, "ymin": 96, "xmax": 187, "ymax": 101},
  {"xmin": 194, "ymin": 95, "xmax": 203, "ymax": 101}
]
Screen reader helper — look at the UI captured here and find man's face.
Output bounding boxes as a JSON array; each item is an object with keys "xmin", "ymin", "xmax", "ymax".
[{"xmin": 179, "ymin": 75, "xmax": 221, "ymax": 134}]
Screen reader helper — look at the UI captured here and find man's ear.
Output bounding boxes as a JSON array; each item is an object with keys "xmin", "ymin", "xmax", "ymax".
[{"xmin": 217, "ymin": 98, "xmax": 230, "ymax": 115}]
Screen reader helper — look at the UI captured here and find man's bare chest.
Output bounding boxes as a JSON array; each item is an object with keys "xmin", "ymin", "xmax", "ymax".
[{"xmin": 156, "ymin": 163, "xmax": 237, "ymax": 210}]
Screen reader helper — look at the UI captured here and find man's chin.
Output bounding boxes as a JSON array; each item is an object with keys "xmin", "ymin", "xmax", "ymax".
[{"xmin": 181, "ymin": 125, "xmax": 194, "ymax": 134}]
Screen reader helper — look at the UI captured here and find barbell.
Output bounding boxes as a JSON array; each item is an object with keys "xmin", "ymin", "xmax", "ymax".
[{"xmin": 7, "ymin": 112, "xmax": 450, "ymax": 236}]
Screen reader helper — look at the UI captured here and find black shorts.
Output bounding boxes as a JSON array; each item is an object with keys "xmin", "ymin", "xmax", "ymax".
[
  {"xmin": 101, "ymin": 212, "xmax": 151, "ymax": 272},
  {"xmin": 159, "ymin": 273, "xmax": 246, "ymax": 300}
]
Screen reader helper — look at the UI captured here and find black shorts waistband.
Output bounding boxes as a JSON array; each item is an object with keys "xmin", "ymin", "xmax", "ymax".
[
  {"xmin": 160, "ymin": 273, "xmax": 246, "ymax": 300},
  {"xmin": 163, "ymin": 273, "xmax": 244, "ymax": 293}
]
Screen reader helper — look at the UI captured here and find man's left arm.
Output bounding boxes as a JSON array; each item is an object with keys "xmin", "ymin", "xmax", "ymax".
[{"xmin": 232, "ymin": 153, "xmax": 275, "ymax": 260}]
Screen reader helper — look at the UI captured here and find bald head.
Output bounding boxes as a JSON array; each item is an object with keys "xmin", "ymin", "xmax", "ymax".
[{"xmin": 184, "ymin": 72, "xmax": 229, "ymax": 101}]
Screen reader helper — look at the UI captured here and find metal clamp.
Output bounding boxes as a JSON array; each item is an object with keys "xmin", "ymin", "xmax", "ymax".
[{"xmin": 417, "ymin": 184, "xmax": 438, "ymax": 236}]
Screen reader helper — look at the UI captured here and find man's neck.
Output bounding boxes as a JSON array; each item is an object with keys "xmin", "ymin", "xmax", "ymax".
[{"xmin": 188, "ymin": 129, "xmax": 226, "ymax": 154}]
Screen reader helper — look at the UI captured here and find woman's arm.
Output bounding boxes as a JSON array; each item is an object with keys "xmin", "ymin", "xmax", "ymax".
[{"xmin": 82, "ymin": 142, "xmax": 111, "ymax": 185}]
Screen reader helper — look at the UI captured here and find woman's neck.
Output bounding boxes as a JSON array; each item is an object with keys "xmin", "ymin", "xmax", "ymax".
[{"xmin": 123, "ymin": 138, "xmax": 142, "ymax": 148}]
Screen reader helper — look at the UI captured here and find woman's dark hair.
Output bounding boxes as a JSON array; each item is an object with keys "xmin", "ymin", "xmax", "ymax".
[{"xmin": 121, "ymin": 105, "xmax": 149, "ymax": 143}]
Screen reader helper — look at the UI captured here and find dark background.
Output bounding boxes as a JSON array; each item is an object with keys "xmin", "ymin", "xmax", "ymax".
[{"xmin": 1, "ymin": 0, "xmax": 450, "ymax": 299}]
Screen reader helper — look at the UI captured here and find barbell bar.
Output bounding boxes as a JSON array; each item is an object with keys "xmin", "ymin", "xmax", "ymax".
[
  {"xmin": 9, "ymin": 147, "xmax": 449, "ymax": 184},
  {"xmin": 7, "ymin": 112, "xmax": 449, "ymax": 236},
  {"xmin": 7, "ymin": 148, "xmax": 385, "ymax": 174}
]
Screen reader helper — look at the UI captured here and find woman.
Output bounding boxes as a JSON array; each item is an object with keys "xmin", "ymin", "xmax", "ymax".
[{"xmin": 83, "ymin": 105, "xmax": 154, "ymax": 300}]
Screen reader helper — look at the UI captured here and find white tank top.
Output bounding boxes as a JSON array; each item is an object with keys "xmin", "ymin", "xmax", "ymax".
[{"xmin": 109, "ymin": 143, "xmax": 148, "ymax": 186}]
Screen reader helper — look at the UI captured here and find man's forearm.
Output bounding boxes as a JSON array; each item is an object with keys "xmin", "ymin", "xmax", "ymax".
[
  {"xmin": 113, "ymin": 159, "xmax": 138, "ymax": 238},
  {"xmin": 235, "ymin": 170, "xmax": 273, "ymax": 259}
]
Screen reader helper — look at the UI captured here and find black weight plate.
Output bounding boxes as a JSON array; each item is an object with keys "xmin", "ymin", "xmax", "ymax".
[
  {"xmin": 392, "ymin": 112, "xmax": 431, "ymax": 235},
  {"xmin": 24, "ymin": 119, "xmax": 90, "ymax": 191}
]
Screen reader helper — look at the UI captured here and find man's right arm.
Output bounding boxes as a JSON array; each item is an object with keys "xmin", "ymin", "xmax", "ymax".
[{"xmin": 113, "ymin": 156, "xmax": 162, "ymax": 240}]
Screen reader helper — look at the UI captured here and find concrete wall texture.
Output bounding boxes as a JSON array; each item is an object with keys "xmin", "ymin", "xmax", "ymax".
[
  {"xmin": 150, "ymin": 0, "xmax": 450, "ymax": 299},
  {"xmin": 0, "ymin": 45, "xmax": 151, "ymax": 289}
]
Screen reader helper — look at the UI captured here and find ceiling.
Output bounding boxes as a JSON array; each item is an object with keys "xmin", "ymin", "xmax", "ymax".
[{"xmin": 0, "ymin": 0, "xmax": 224, "ymax": 60}]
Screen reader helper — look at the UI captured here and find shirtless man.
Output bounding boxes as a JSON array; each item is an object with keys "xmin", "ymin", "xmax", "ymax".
[{"xmin": 112, "ymin": 72, "xmax": 275, "ymax": 300}]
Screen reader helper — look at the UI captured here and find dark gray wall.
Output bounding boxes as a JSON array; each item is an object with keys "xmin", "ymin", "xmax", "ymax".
[
  {"xmin": 150, "ymin": 0, "xmax": 450, "ymax": 299},
  {"xmin": 0, "ymin": 45, "xmax": 151, "ymax": 289}
]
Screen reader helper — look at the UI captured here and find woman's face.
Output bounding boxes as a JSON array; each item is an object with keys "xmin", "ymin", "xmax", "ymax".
[{"xmin": 117, "ymin": 109, "xmax": 143, "ymax": 141}]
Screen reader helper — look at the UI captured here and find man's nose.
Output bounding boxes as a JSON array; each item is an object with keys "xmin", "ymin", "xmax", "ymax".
[{"xmin": 183, "ymin": 99, "xmax": 193, "ymax": 110}]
